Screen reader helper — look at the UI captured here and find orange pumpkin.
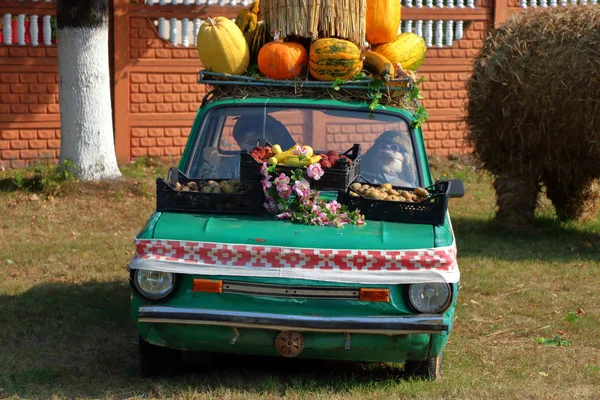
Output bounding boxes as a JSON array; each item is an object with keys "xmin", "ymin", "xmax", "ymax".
[
  {"xmin": 366, "ymin": 0, "xmax": 401, "ymax": 45},
  {"xmin": 257, "ymin": 40, "xmax": 308, "ymax": 80}
]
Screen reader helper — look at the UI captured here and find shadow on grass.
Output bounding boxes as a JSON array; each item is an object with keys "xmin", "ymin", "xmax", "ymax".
[
  {"xmin": 0, "ymin": 282, "xmax": 420, "ymax": 399},
  {"xmin": 452, "ymin": 215, "xmax": 600, "ymax": 263}
]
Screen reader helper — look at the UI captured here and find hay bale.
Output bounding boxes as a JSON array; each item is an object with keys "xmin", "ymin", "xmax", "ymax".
[{"xmin": 466, "ymin": 6, "xmax": 600, "ymax": 223}]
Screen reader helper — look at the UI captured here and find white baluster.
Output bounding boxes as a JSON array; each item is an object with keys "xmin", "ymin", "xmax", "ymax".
[
  {"xmin": 404, "ymin": 20, "xmax": 413, "ymax": 33},
  {"xmin": 230, "ymin": 0, "xmax": 237, "ymax": 5},
  {"xmin": 457, "ymin": 0, "xmax": 464, "ymax": 6},
  {"xmin": 530, "ymin": 0, "xmax": 537, "ymax": 7},
  {"xmin": 159, "ymin": 0, "xmax": 167, "ymax": 5},
  {"xmin": 436, "ymin": 0, "xmax": 444, "ymax": 7},
  {"xmin": 447, "ymin": 0, "xmax": 454, "ymax": 7},
  {"xmin": 581, "ymin": 0, "xmax": 588, "ymax": 4},
  {"xmin": 158, "ymin": 17, "xmax": 167, "ymax": 39},
  {"xmin": 17, "ymin": 14, "xmax": 26, "ymax": 45},
  {"xmin": 195, "ymin": 0, "xmax": 203, "ymax": 4},
  {"xmin": 549, "ymin": 0, "xmax": 557, "ymax": 6},
  {"xmin": 183, "ymin": 0, "xmax": 190, "ymax": 4},
  {"xmin": 466, "ymin": 0, "xmax": 474, "ymax": 7},
  {"xmin": 520, "ymin": 0, "xmax": 527, "ymax": 6},
  {"xmin": 193, "ymin": 18, "xmax": 201, "ymax": 46},
  {"xmin": 590, "ymin": 0, "xmax": 597, "ymax": 4},
  {"xmin": 445, "ymin": 20, "xmax": 453, "ymax": 46},
  {"xmin": 455, "ymin": 20, "xmax": 464, "ymax": 40},
  {"xmin": 426, "ymin": 0, "xmax": 433, "ymax": 7},
  {"xmin": 559, "ymin": 0, "xmax": 567, "ymax": 5},
  {"xmin": 169, "ymin": 17, "xmax": 177, "ymax": 45},
  {"xmin": 146, "ymin": 0, "xmax": 154, "ymax": 4},
  {"xmin": 2, "ymin": 14, "xmax": 12, "ymax": 45},
  {"xmin": 30, "ymin": 15, "xmax": 39, "ymax": 46},
  {"xmin": 415, "ymin": 0, "xmax": 423, "ymax": 7},
  {"xmin": 540, "ymin": 0, "xmax": 548, "ymax": 6},
  {"xmin": 43, "ymin": 15, "xmax": 52, "ymax": 45},
  {"xmin": 405, "ymin": 0, "xmax": 413, "ymax": 8},
  {"xmin": 435, "ymin": 20, "xmax": 443, "ymax": 47},
  {"xmin": 569, "ymin": 0, "xmax": 576, "ymax": 4},
  {"xmin": 415, "ymin": 20, "xmax": 423, "ymax": 37},
  {"xmin": 181, "ymin": 18, "xmax": 189, "ymax": 47},
  {"xmin": 424, "ymin": 20, "xmax": 433, "ymax": 47}
]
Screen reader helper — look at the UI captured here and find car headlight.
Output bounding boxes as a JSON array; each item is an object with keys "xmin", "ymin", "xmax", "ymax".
[
  {"xmin": 134, "ymin": 270, "xmax": 176, "ymax": 300},
  {"xmin": 408, "ymin": 283, "xmax": 452, "ymax": 314}
]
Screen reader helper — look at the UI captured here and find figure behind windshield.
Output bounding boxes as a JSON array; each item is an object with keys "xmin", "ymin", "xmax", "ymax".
[{"xmin": 360, "ymin": 126, "xmax": 418, "ymax": 187}]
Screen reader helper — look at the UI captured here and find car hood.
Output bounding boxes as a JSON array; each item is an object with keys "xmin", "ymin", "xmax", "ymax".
[{"xmin": 150, "ymin": 213, "xmax": 436, "ymax": 250}]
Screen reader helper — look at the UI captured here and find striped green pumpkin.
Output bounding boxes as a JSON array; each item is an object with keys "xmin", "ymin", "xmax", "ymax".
[
  {"xmin": 373, "ymin": 32, "xmax": 426, "ymax": 71},
  {"xmin": 309, "ymin": 38, "xmax": 363, "ymax": 81}
]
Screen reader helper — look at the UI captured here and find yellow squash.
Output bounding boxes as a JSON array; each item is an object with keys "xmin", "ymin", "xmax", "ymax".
[
  {"xmin": 235, "ymin": 0, "xmax": 260, "ymax": 34},
  {"xmin": 373, "ymin": 32, "xmax": 427, "ymax": 71},
  {"xmin": 363, "ymin": 51, "xmax": 395, "ymax": 80},
  {"xmin": 366, "ymin": 0, "xmax": 401, "ymax": 45},
  {"xmin": 196, "ymin": 17, "xmax": 250, "ymax": 75}
]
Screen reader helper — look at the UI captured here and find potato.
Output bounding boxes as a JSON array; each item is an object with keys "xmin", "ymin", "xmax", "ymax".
[
  {"xmin": 414, "ymin": 187, "xmax": 429, "ymax": 198},
  {"xmin": 200, "ymin": 185, "xmax": 212, "ymax": 193},
  {"xmin": 388, "ymin": 189, "xmax": 400, "ymax": 196},
  {"xmin": 350, "ymin": 182, "xmax": 362, "ymax": 191},
  {"xmin": 381, "ymin": 183, "xmax": 392, "ymax": 190},
  {"xmin": 221, "ymin": 183, "xmax": 237, "ymax": 193},
  {"xmin": 400, "ymin": 190, "xmax": 411, "ymax": 199},
  {"xmin": 207, "ymin": 180, "xmax": 217, "ymax": 186},
  {"xmin": 174, "ymin": 182, "xmax": 182, "ymax": 191},
  {"xmin": 181, "ymin": 186, "xmax": 191, "ymax": 192},
  {"xmin": 365, "ymin": 189, "xmax": 381, "ymax": 199},
  {"xmin": 188, "ymin": 181, "xmax": 199, "ymax": 191},
  {"xmin": 385, "ymin": 195, "xmax": 400, "ymax": 201},
  {"xmin": 349, "ymin": 191, "xmax": 360, "ymax": 197}
]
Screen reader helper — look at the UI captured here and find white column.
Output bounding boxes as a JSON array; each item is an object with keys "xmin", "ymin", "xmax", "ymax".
[
  {"xmin": 415, "ymin": 0, "xmax": 423, "ymax": 7},
  {"xmin": 146, "ymin": 0, "xmax": 154, "ymax": 4},
  {"xmin": 549, "ymin": 0, "xmax": 557, "ymax": 6},
  {"xmin": 181, "ymin": 18, "xmax": 189, "ymax": 47},
  {"xmin": 559, "ymin": 0, "xmax": 567, "ymax": 5},
  {"xmin": 158, "ymin": 18, "xmax": 167, "ymax": 39},
  {"xmin": 455, "ymin": 20, "xmax": 464, "ymax": 40},
  {"xmin": 193, "ymin": 18, "xmax": 201, "ymax": 46},
  {"xmin": 569, "ymin": 0, "xmax": 576, "ymax": 4},
  {"xmin": 30, "ymin": 15, "xmax": 39, "ymax": 46},
  {"xmin": 530, "ymin": 0, "xmax": 537, "ymax": 7},
  {"xmin": 405, "ymin": 0, "xmax": 413, "ymax": 7},
  {"xmin": 581, "ymin": 0, "xmax": 588, "ymax": 4},
  {"xmin": 457, "ymin": 0, "xmax": 464, "ymax": 6},
  {"xmin": 404, "ymin": 20, "xmax": 413, "ymax": 33},
  {"xmin": 17, "ymin": 14, "xmax": 26, "ymax": 45},
  {"xmin": 445, "ymin": 20, "xmax": 453, "ymax": 46},
  {"xmin": 2, "ymin": 14, "xmax": 12, "ymax": 45},
  {"xmin": 415, "ymin": 20, "xmax": 423, "ymax": 37},
  {"xmin": 43, "ymin": 15, "xmax": 52, "ymax": 45},
  {"xmin": 435, "ymin": 20, "xmax": 443, "ymax": 47},
  {"xmin": 183, "ymin": 0, "xmax": 190, "ymax": 4},
  {"xmin": 466, "ymin": 0, "xmax": 475, "ymax": 7},
  {"xmin": 426, "ymin": 0, "xmax": 433, "ymax": 7},
  {"xmin": 447, "ymin": 0, "xmax": 454, "ymax": 7},
  {"xmin": 540, "ymin": 0, "xmax": 548, "ymax": 6},
  {"xmin": 195, "ymin": 0, "xmax": 203, "ymax": 4},
  {"xmin": 424, "ymin": 20, "xmax": 433, "ymax": 47},
  {"xmin": 159, "ymin": 0, "xmax": 167, "ymax": 4},
  {"xmin": 169, "ymin": 17, "xmax": 177, "ymax": 45},
  {"xmin": 436, "ymin": 0, "xmax": 444, "ymax": 7}
]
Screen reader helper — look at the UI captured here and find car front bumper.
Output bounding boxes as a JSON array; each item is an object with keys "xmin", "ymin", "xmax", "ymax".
[{"xmin": 138, "ymin": 306, "xmax": 448, "ymax": 335}]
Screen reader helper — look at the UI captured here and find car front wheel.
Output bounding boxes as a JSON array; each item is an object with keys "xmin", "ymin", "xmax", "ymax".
[
  {"xmin": 403, "ymin": 354, "xmax": 443, "ymax": 381},
  {"xmin": 139, "ymin": 336, "xmax": 181, "ymax": 377}
]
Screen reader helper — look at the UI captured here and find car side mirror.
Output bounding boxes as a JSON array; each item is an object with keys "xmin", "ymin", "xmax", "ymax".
[{"xmin": 436, "ymin": 179, "xmax": 465, "ymax": 198}]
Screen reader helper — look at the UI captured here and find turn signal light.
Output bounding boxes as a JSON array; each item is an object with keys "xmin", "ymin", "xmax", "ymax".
[
  {"xmin": 192, "ymin": 279, "xmax": 223, "ymax": 293},
  {"xmin": 359, "ymin": 288, "xmax": 390, "ymax": 302}
]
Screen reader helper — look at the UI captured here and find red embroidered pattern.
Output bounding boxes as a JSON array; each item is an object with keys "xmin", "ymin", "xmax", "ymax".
[{"xmin": 133, "ymin": 239, "xmax": 457, "ymax": 272}]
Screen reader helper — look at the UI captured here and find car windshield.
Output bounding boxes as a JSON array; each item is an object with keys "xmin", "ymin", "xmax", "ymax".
[{"xmin": 184, "ymin": 105, "xmax": 421, "ymax": 187}]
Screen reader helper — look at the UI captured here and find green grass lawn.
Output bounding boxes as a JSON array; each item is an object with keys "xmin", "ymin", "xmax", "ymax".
[{"xmin": 0, "ymin": 158, "xmax": 599, "ymax": 399}]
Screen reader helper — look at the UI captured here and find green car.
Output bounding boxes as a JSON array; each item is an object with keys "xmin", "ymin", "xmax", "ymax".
[{"xmin": 129, "ymin": 83, "xmax": 464, "ymax": 380}]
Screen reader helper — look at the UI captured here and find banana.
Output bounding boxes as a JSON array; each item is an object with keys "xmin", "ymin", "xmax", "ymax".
[{"xmin": 363, "ymin": 51, "xmax": 395, "ymax": 81}]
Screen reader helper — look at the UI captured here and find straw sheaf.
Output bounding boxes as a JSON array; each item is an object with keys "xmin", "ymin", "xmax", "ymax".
[
  {"xmin": 261, "ymin": 0, "xmax": 366, "ymax": 48},
  {"xmin": 465, "ymin": 6, "xmax": 600, "ymax": 221}
]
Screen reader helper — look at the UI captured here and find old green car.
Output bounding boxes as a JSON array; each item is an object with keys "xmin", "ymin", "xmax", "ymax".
[{"xmin": 128, "ymin": 76, "xmax": 464, "ymax": 380}]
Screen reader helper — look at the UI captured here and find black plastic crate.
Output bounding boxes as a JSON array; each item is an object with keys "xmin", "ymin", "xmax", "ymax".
[
  {"xmin": 156, "ymin": 168, "xmax": 265, "ymax": 214},
  {"xmin": 240, "ymin": 143, "xmax": 362, "ymax": 190},
  {"xmin": 338, "ymin": 180, "xmax": 450, "ymax": 225}
]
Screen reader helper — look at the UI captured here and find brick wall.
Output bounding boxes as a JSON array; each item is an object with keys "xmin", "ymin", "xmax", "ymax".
[{"xmin": 1, "ymin": 0, "xmax": 511, "ymax": 169}]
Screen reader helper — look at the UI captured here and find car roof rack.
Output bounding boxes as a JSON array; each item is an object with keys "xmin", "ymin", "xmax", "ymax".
[{"xmin": 198, "ymin": 70, "xmax": 414, "ymax": 92}]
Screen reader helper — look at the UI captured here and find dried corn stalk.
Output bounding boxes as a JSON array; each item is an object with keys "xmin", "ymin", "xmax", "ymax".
[{"xmin": 262, "ymin": 0, "xmax": 366, "ymax": 48}]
